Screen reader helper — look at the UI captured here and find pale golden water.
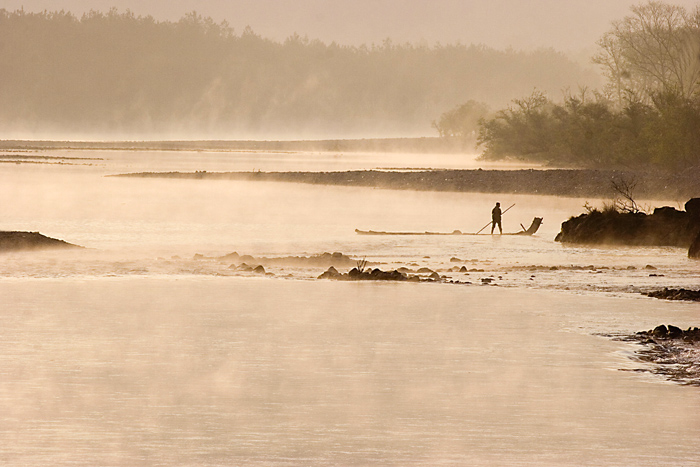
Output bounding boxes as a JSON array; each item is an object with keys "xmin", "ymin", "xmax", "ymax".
[{"xmin": 1, "ymin": 149, "xmax": 699, "ymax": 466}]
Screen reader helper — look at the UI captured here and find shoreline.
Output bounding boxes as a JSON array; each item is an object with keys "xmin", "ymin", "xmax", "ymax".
[
  {"xmin": 116, "ymin": 168, "xmax": 700, "ymax": 200},
  {"xmin": 0, "ymin": 137, "xmax": 466, "ymax": 153}
]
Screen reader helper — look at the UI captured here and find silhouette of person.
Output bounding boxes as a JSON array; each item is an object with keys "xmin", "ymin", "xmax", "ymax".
[{"xmin": 491, "ymin": 202, "xmax": 502, "ymax": 234}]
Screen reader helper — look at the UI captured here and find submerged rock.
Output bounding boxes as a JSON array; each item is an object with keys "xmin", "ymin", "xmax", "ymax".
[
  {"xmin": 0, "ymin": 231, "xmax": 82, "ymax": 252},
  {"xmin": 219, "ymin": 251, "xmax": 239, "ymax": 261}
]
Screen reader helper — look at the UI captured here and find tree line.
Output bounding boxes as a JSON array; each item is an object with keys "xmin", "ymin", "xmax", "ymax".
[
  {"xmin": 0, "ymin": 8, "xmax": 598, "ymax": 137},
  {"xmin": 440, "ymin": 1, "xmax": 700, "ymax": 171}
]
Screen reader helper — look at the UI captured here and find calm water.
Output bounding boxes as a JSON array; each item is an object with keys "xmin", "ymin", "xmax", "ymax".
[{"xmin": 1, "ymin": 148, "xmax": 699, "ymax": 466}]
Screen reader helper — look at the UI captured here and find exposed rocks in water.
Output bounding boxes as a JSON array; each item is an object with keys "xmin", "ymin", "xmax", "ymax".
[
  {"xmin": 644, "ymin": 288, "xmax": 700, "ymax": 302},
  {"xmin": 0, "ymin": 231, "xmax": 82, "ymax": 252},
  {"xmin": 555, "ymin": 198, "xmax": 700, "ymax": 247},
  {"xmin": 318, "ymin": 266, "xmax": 447, "ymax": 282},
  {"xmin": 231, "ymin": 263, "xmax": 254, "ymax": 272},
  {"xmin": 616, "ymin": 325, "xmax": 700, "ymax": 386},
  {"xmin": 218, "ymin": 251, "xmax": 365, "ymax": 269},
  {"xmin": 643, "ymin": 324, "xmax": 700, "ymax": 340}
]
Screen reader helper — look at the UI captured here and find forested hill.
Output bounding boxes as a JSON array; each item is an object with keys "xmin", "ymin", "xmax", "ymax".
[{"xmin": 0, "ymin": 9, "xmax": 600, "ymax": 138}]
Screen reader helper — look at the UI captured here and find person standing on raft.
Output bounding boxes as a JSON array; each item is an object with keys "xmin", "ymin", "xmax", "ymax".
[{"xmin": 491, "ymin": 202, "xmax": 502, "ymax": 234}]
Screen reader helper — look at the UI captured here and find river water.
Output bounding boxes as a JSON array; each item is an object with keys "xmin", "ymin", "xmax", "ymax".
[{"xmin": 1, "ymin": 148, "xmax": 699, "ymax": 466}]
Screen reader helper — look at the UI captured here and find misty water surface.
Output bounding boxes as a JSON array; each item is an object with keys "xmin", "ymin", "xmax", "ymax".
[{"xmin": 1, "ymin": 148, "xmax": 699, "ymax": 466}]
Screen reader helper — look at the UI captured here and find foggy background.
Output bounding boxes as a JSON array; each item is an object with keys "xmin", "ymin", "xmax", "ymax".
[
  {"xmin": 3, "ymin": 0, "xmax": 697, "ymax": 140},
  {"xmin": 7, "ymin": 0, "xmax": 700, "ymax": 51}
]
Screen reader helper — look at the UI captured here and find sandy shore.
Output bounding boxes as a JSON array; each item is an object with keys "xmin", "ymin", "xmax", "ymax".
[{"xmin": 118, "ymin": 168, "xmax": 700, "ymax": 200}]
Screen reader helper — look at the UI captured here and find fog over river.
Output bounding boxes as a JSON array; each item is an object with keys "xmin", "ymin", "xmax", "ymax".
[{"xmin": 1, "ymin": 148, "xmax": 699, "ymax": 466}]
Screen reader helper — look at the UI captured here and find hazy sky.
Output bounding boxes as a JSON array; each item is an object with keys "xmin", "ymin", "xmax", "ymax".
[{"xmin": 4, "ymin": 0, "xmax": 700, "ymax": 52}]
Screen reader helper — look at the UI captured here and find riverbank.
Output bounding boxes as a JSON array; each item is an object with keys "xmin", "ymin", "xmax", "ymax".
[
  {"xmin": 117, "ymin": 168, "xmax": 700, "ymax": 200},
  {"xmin": 0, "ymin": 231, "xmax": 82, "ymax": 252}
]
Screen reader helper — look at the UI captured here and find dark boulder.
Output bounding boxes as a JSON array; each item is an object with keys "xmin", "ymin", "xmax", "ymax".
[
  {"xmin": 642, "ymin": 324, "xmax": 700, "ymax": 342},
  {"xmin": 690, "ymin": 230, "xmax": 700, "ymax": 259},
  {"xmin": 667, "ymin": 325, "xmax": 683, "ymax": 339},
  {"xmin": 652, "ymin": 206, "xmax": 685, "ymax": 220},
  {"xmin": 318, "ymin": 266, "xmax": 342, "ymax": 279},
  {"xmin": 685, "ymin": 198, "xmax": 700, "ymax": 218}
]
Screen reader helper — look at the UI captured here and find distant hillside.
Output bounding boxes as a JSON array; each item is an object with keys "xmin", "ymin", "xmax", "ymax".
[{"xmin": 0, "ymin": 9, "xmax": 600, "ymax": 138}]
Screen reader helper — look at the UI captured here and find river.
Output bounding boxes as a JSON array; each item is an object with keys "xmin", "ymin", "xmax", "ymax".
[{"xmin": 1, "ymin": 147, "xmax": 699, "ymax": 466}]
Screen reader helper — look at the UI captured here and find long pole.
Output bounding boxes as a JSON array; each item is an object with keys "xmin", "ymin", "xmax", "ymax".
[{"xmin": 474, "ymin": 203, "xmax": 515, "ymax": 234}]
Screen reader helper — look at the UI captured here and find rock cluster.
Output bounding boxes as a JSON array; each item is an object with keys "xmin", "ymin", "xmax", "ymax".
[
  {"xmin": 318, "ymin": 266, "xmax": 441, "ymax": 282},
  {"xmin": 644, "ymin": 288, "xmax": 700, "ymax": 301},
  {"xmin": 555, "ymin": 198, "xmax": 700, "ymax": 250},
  {"xmin": 623, "ymin": 324, "xmax": 700, "ymax": 386},
  {"xmin": 640, "ymin": 324, "xmax": 700, "ymax": 341},
  {"xmin": 217, "ymin": 251, "xmax": 362, "ymax": 268},
  {"xmin": 228, "ymin": 263, "xmax": 268, "ymax": 274}
]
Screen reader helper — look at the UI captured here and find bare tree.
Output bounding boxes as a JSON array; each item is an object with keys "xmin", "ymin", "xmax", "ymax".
[
  {"xmin": 610, "ymin": 175, "xmax": 641, "ymax": 213},
  {"xmin": 593, "ymin": 1, "xmax": 700, "ymax": 106}
]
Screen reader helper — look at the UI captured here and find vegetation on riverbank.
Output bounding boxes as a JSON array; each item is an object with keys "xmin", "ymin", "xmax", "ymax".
[
  {"xmin": 475, "ymin": 86, "xmax": 700, "ymax": 171},
  {"xmin": 437, "ymin": 2, "xmax": 700, "ymax": 171},
  {"xmin": 555, "ymin": 198, "xmax": 700, "ymax": 247}
]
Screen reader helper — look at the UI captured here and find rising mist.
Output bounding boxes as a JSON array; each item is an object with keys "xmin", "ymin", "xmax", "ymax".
[{"xmin": 0, "ymin": 8, "xmax": 601, "ymax": 140}]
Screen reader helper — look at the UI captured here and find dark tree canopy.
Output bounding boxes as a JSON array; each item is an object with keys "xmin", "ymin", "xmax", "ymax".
[{"xmin": 468, "ymin": 2, "xmax": 700, "ymax": 171}]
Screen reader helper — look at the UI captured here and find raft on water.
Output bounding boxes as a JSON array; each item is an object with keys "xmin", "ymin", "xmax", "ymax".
[{"xmin": 356, "ymin": 217, "xmax": 543, "ymax": 236}]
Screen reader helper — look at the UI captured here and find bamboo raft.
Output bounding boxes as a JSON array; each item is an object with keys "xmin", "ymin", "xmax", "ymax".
[{"xmin": 355, "ymin": 217, "xmax": 543, "ymax": 236}]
